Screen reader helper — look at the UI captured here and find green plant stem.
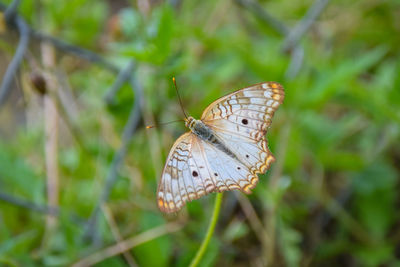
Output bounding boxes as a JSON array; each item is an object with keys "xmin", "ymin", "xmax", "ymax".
[{"xmin": 189, "ymin": 192, "xmax": 223, "ymax": 267}]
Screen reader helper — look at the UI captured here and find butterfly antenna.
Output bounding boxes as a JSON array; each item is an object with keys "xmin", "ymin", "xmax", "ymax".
[
  {"xmin": 173, "ymin": 77, "xmax": 188, "ymax": 119},
  {"xmin": 146, "ymin": 119, "xmax": 185, "ymax": 129}
]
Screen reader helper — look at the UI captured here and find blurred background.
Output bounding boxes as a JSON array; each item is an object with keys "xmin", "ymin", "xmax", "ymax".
[{"xmin": 0, "ymin": 0, "xmax": 399, "ymax": 266}]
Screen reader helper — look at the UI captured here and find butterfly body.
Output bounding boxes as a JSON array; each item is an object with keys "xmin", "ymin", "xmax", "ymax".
[
  {"xmin": 158, "ymin": 82, "xmax": 284, "ymax": 213},
  {"xmin": 186, "ymin": 116, "xmax": 238, "ymax": 161}
]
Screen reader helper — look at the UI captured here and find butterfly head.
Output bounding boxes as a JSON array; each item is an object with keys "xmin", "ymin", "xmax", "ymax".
[{"xmin": 185, "ymin": 116, "xmax": 196, "ymax": 129}]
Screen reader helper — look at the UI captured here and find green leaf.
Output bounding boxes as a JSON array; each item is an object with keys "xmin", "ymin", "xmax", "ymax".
[
  {"xmin": 305, "ymin": 46, "xmax": 388, "ymax": 107},
  {"xmin": 353, "ymin": 162, "xmax": 397, "ymax": 239}
]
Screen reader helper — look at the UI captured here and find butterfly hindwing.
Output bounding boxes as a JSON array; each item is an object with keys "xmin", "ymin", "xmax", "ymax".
[
  {"xmin": 158, "ymin": 132, "xmax": 221, "ymax": 213},
  {"xmin": 158, "ymin": 132, "xmax": 194, "ymax": 213},
  {"xmin": 200, "ymin": 139, "xmax": 258, "ymax": 193},
  {"xmin": 158, "ymin": 133, "xmax": 265, "ymax": 213},
  {"xmin": 212, "ymin": 130, "xmax": 276, "ymax": 176}
]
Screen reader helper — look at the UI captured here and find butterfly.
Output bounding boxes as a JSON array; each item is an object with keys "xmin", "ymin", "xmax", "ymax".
[{"xmin": 157, "ymin": 82, "xmax": 284, "ymax": 213}]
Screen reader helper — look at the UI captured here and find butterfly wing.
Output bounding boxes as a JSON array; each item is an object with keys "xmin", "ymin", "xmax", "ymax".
[
  {"xmin": 158, "ymin": 132, "xmax": 193, "ymax": 213},
  {"xmin": 200, "ymin": 81, "xmax": 284, "ymax": 177},
  {"xmin": 201, "ymin": 82, "xmax": 284, "ymax": 134},
  {"xmin": 158, "ymin": 82, "xmax": 284, "ymax": 213},
  {"xmin": 158, "ymin": 132, "xmax": 217, "ymax": 213},
  {"xmin": 158, "ymin": 132, "xmax": 269, "ymax": 213}
]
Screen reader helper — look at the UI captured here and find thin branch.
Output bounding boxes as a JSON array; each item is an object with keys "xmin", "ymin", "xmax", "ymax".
[
  {"xmin": 285, "ymin": 45, "xmax": 305, "ymax": 79},
  {"xmin": 104, "ymin": 60, "xmax": 136, "ymax": 105},
  {"xmin": 0, "ymin": 2, "xmax": 118, "ymax": 74},
  {"xmin": 0, "ymin": 16, "xmax": 30, "ymax": 107},
  {"xmin": 72, "ymin": 223, "xmax": 183, "ymax": 267},
  {"xmin": 282, "ymin": 0, "xmax": 330, "ymax": 52},
  {"xmin": 140, "ymin": 82, "xmax": 164, "ymax": 181},
  {"xmin": 0, "ymin": 2, "xmax": 119, "ymax": 108},
  {"xmin": 0, "ymin": 191, "xmax": 86, "ymax": 225},
  {"xmin": 84, "ymin": 70, "xmax": 144, "ymax": 244},
  {"xmin": 42, "ymin": 43, "xmax": 60, "ymax": 245},
  {"xmin": 0, "ymin": 191, "xmax": 58, "ymax": 215},
  {"xmin": 102, "ymin": 205, "xmax": 138, "ymax": 267},
  {"xmin": 4, "ymin": 0, "xmax": 20, "ymax": 23},
  {"xmin": 234, "ymin": 0, "xmax": 289, "ymax": 35},
  {"xmin": 234, "ymin": 0, "xmax": 305, "ymax": 79},
  {"xmin": 50, "ymin": 81, "xmax": 87, "ymax": 151},
  {"xmin": 41, "ymin": 68, "xmax": 100, "ymax": 160},
  {"xmin": 122, "ymin": 74, "xmax": 144, "ymax": 145},
  {"xmin": 31, "ymin": 31, "xmax": 119, "ymax": 73},
  {"xmin": 237, "ymin": 194, "xmax": 270, "ymax": 248}
]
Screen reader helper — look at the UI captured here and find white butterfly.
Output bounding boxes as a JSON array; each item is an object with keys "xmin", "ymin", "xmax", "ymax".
[{"xmin": 157, "ymin": 82, "xmax": 284, "ymax": 213}]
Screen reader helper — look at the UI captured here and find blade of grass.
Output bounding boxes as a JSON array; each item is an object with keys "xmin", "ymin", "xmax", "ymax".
[{"xmin": 189, "ymin": 192, "xmax": 223, "ymax": 267}]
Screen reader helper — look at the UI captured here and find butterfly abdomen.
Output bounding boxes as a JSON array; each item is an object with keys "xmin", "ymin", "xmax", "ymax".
[{"xmin": 189, "ymin": 118, "xmax": 238, "ymax": 160}]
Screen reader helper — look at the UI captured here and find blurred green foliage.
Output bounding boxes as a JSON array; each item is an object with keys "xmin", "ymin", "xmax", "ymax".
[{"xmin": 0, "ymin": 0, "xmax": 400, "ymax": 266}]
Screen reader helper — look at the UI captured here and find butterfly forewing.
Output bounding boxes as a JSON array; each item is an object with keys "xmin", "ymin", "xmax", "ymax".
[
  {"xmin": 201, "ymin": 82, "xmax": 284, "ymax": 130},
  {"xmin": 157, "ymin": 82, "xmax": 284, "ymax": 213}
]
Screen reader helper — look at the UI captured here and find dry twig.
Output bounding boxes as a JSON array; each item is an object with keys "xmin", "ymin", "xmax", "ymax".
[
  {"xmin": 84, "ymin": 72, "xmax": 144, "ymax": 244},
  {"xmin": 282, "ymin": 0, "xmax": 330, "ymax": 52},
  {"xmin": 104, "ymin": 60, "xmax": 136, "ymax": 105},
  {"xmin": 102, "ymin": 205, "xmax": 138, "ymax": 267},
  {"xmin": 42, "ymin": 42, "xmax": 60, "ymax": 240},
  {"xmin": 72, "ymin": 223, "xmax": 183, "ymax": 267},
  {"xmin": 0, "ymin": 2, "xmax": 30, "ymax": 107}
]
